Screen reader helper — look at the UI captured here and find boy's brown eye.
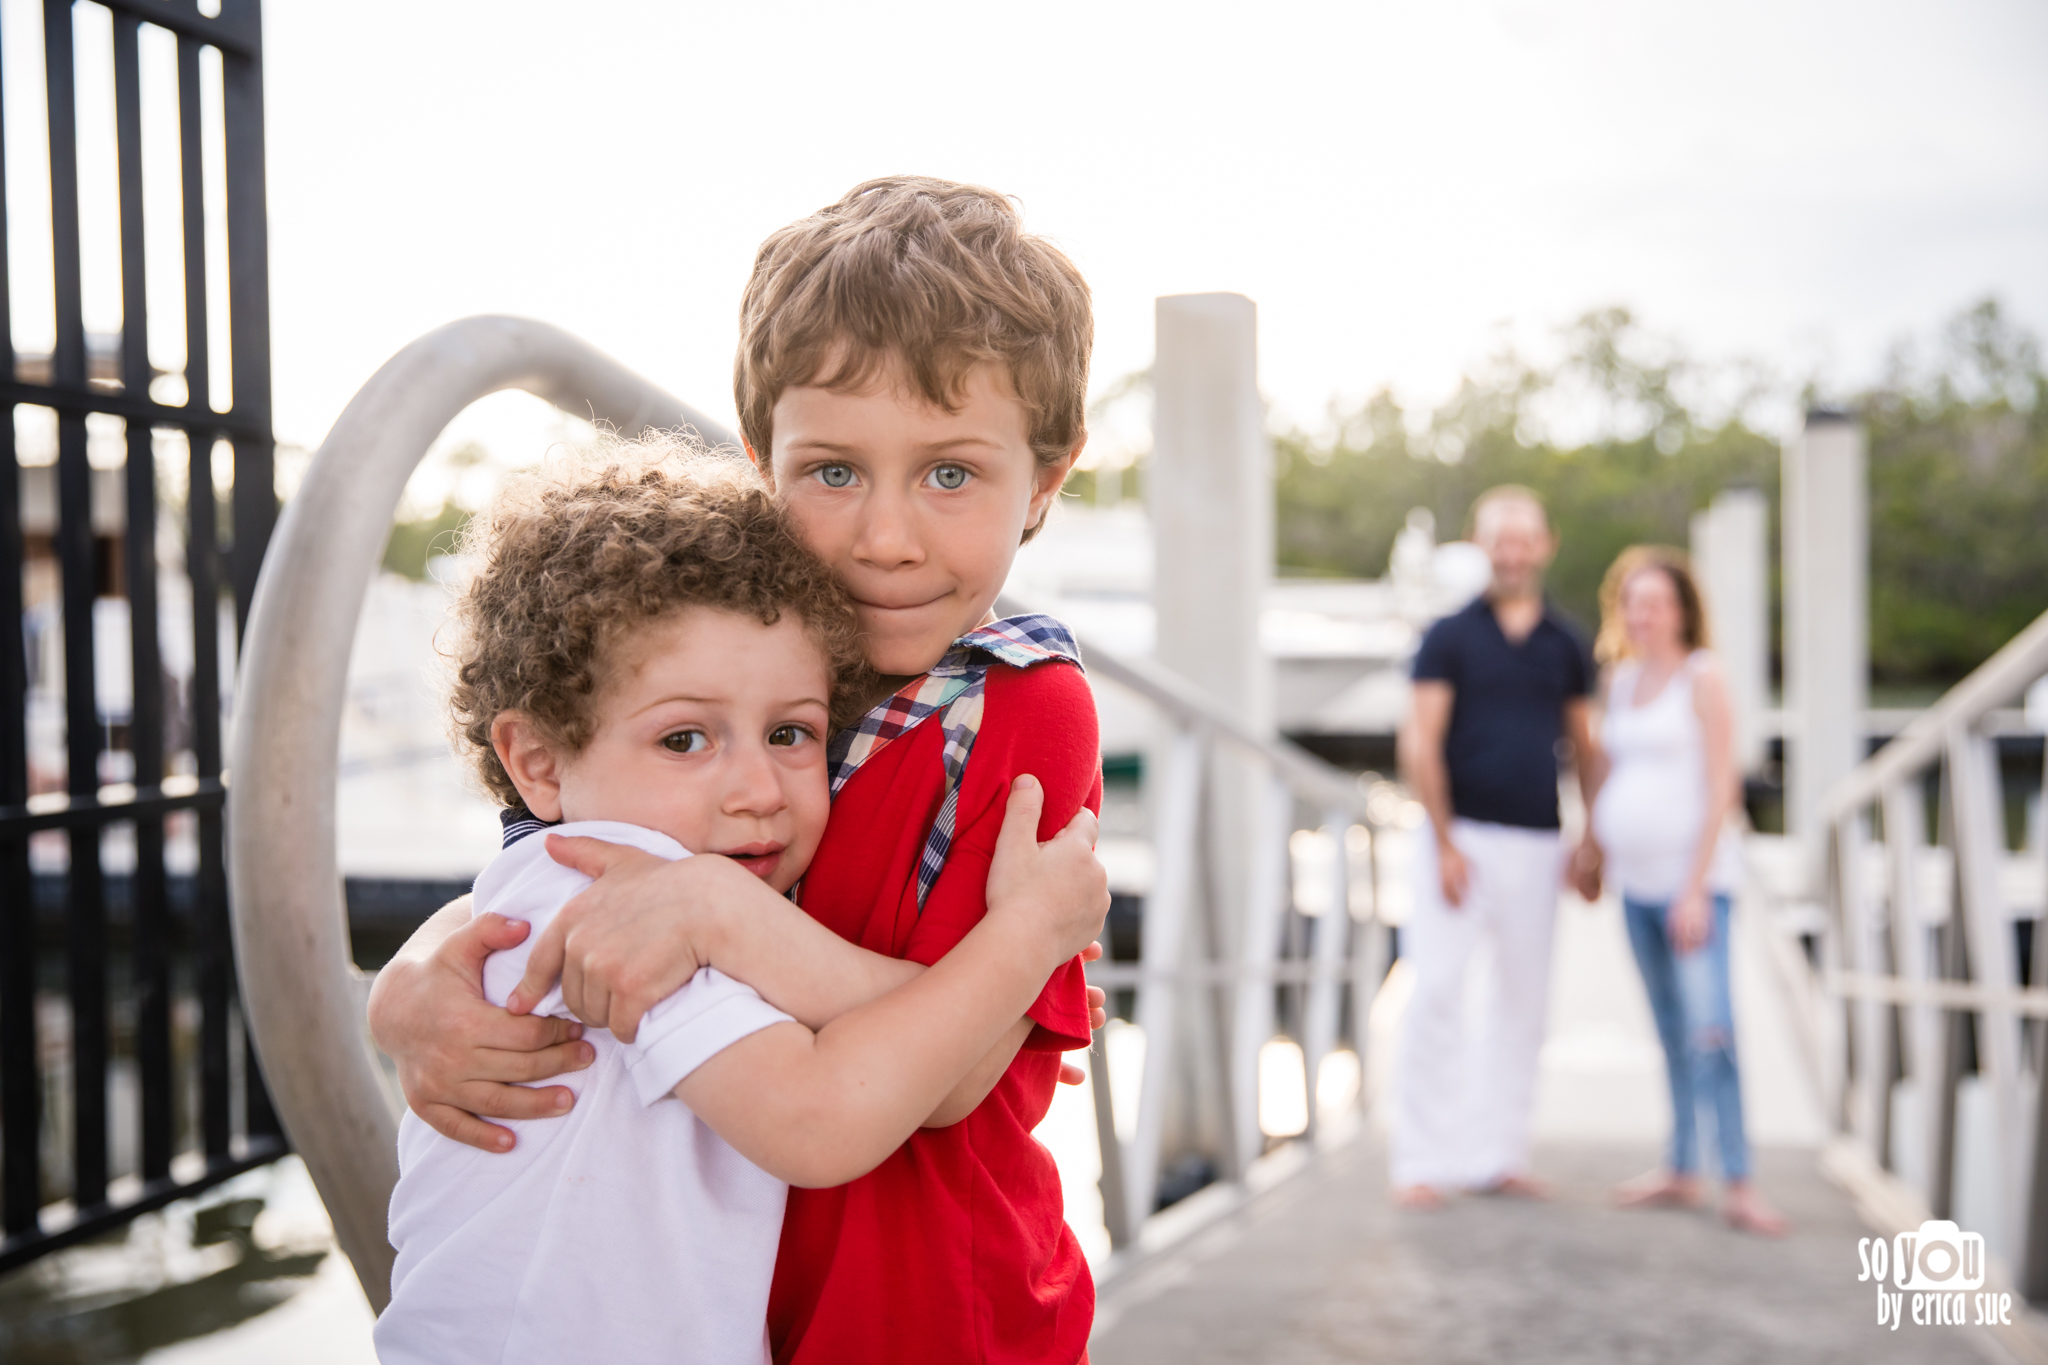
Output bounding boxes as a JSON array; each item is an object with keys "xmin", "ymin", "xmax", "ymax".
[
  {"xmin": 662, "ymin": 730, "xmax": 710, "ymax": 754},
  {"xmin": 768, "ymin": 725, "xmax": 807, "ymax": 747}
]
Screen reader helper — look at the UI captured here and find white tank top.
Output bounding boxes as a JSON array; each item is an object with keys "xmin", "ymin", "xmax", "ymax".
[{"xmin": 1591, "ymin": 652, "xmax": 1742, "ymax": 902}]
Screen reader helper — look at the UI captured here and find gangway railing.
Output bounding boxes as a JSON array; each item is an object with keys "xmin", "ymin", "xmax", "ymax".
[
  {"xmin": 233, "ymin": 315, "xmax": 1399, "ymax": 1307},
  {"xmin": 1809, "ymin": 607, "xmax": 2048, "ymax": 1292},
  {"xmin": 995, "ymin": 595, "xmax": 1398, "ymax": 1253}
]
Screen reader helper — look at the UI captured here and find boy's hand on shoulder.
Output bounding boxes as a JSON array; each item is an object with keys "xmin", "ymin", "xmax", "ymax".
[
  {"xmin": 369, "ymin": 908, "xmax": 594, "ymax": 1153},
  {"xmin": 512, "ymin": 837, "xmax": 741, "ymax": 1042},
  {"xmin": 986, "ymin": 775, "xmax": 1110, "ymax": 971}
]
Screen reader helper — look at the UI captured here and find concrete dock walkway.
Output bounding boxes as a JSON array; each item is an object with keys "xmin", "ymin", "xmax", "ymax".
[
  {"xmin": 1088, "ymin": 874, "xmax": 2035, "ymax": 1364},
  {"xmin": 1090, "ymin": 1134, "xmax": 2007, "ymax": 1364}
]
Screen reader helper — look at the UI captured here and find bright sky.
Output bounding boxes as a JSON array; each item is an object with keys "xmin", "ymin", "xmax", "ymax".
[{"xmin": 12, "ymin": 0, "xmax": 2048, "ymax": 466}]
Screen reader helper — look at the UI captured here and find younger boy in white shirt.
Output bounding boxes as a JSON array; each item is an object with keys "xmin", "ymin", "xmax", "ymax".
[{"xmin": 373, "ymin": 442, "xmax": 1104, "ymax": 1364}]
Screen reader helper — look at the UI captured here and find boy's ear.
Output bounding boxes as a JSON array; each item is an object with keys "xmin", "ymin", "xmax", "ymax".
[
  {"xmin": 1025, "ymin": 440, "xmax": 1085, "ymax": 532},
  {"xmin": 491, "ymin": 711, "xmax": 567, "ymax": 821}
]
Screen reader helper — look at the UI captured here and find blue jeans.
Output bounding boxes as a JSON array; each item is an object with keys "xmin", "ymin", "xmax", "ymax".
[{"xmin": 1622, "ymin": 893, "xmax": 1750, "ymax": 1181}]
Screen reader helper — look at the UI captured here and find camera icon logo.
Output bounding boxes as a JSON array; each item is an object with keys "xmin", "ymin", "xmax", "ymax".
[{"xmin": 1894, "ymin": 1220, "xmax": 1986, "ymax": 1292}]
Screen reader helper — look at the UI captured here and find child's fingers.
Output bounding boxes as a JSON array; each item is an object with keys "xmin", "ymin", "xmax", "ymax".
[
  {"xmin": 992, "ymin": 775, "xmax": 1047, "ymax": 865},
  {"xmin": 610, "ymin": 998, "xmax": 645, "ymax": 1046},
  {"xmin": 469, "ymin": 1041, "xmax": 594, "ymax": 1087},
  {"xmin": 419, "ymin": 1102, "xmax": 518, "ymax": 1154},
  {"xmin": 544, "ymin": 833, "xmax": 628, "ymax": 879},
  {"xmin": 455, "ymin": 1078, "xmax": 578, "ymax": 1122},
  {"xmin": 560, "ymin": 944, "xmax": 587, "ymax": 1025},
  {"xmin": 506, "ymin": 914, "xmax": 570, "ymax": 1015},
  {"xmin": 1080, "ymin": 941, "xmax": 1104, "ymax": 964},
  {"xmin": 1053, "ymin": 805, "xmax": 1099, "ymax": 850},
  {"xmin": 434, "ymin": 913, "xmax": 528, "ymax": 993},
  {"xmin": 462, "ymin": 912, "xmax": 532, "ymax": 957},
  {"xmin": 562, "ymin": 952, "xmax": 615, "ymax": 1036},
  {"xmin": 1057, "ymin": 1062, "xmax": 1086, "ymax": 1087},
  {"xmin": 484, "ymin": 1011, "xmax": 582, "ymax": 1054}
]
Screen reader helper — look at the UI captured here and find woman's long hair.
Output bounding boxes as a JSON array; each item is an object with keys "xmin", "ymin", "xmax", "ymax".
[{"xmin": 1595, "ymin": 545, "xmax": 1712, "ymax": 664}]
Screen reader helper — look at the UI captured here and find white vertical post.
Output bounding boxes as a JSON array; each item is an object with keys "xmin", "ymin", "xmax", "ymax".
[
  {"xmin": 1949, "ymin": 727, "xmax": 2021, "ymax": 1257},
  {"xmin": 1883, "ymin": 779, "xmax": 1944, "ymax": 1210},
  {"xmin": 1151, "ymin": 292, "xmax": 1272, "ymax": 732},
  {"xmin": 1126, "ymin": 728, "xmax": 1206, "ymax": 1234},
  {"xmin": 1300, "ymin": 810, "xmax": 1351, "ymax": 1130},
  {"xmin": 1347, "ymin": 825, "xmax": 1388, "ymax": 1065},
  {"xmin": 1783, "ymin": 411, "xmax": 1867, "ymax": 853},
  {"xmin": 1690, "ymin": 487, "xmax": 1769, "ymax": 772},
  {"xmin": 1151, "ymin": 292, "xmax": 1273, "ymax": 1184},
  {"xmin": 1837, "ymin": 811, "xmax": 1889, "ymax": 1154},
  {"xmin": 1228, "ymin": 777, "xmax": 1292, "ymax": 1176}
]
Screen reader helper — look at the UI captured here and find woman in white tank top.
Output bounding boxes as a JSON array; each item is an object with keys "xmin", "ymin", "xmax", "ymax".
[{"xmin": 1587, "ymin": 546, "xmax": 1786, "ymax": 1236}]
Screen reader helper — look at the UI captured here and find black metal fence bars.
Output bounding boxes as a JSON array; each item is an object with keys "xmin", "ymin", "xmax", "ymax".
[{"xmin": 1, "ymin": 0, "xmax": 283, "ymax": 1274}]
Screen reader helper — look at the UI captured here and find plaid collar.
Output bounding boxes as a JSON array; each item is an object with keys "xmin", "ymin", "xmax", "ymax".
[
  {"xmin": 825, "ymin": 612, "xmax": 1081, "ymax": 912},
  {"xmin": 825, "ymin": 613, "xmax": 1081, "ymax": 795}
]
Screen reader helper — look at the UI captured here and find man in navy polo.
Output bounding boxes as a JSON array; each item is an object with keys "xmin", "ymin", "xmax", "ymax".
[{"xmin": 1390, "ymin": 485, "xmax": 1600, "ymax": 1209}]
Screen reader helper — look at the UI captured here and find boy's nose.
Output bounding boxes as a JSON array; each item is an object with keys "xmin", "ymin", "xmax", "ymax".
[
  {"xmin": 850, "ymin": 487, "xmax": 923, "ymax": 569},
  {"xmin": 723, "ymin": 742, "xmax": 791, "ymax": 817}
]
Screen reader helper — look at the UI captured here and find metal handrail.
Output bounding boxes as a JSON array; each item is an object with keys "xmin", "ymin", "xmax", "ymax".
[
  {"xmin": 1821, "ymin": 608, "xmax": 2048, "ymax": 820},
  {"xmin": 993, "ymin": 594, "xmax": 1396, "ymax": 1251},
  {"xmin": 995, "ymin": 594, "xmax": 1375, "ymax": 819},
  {"xmin": 1806, "ymin": 604, "xmax": 2048, "ymax": 1296},
  {"xmin": 228, "ymin": 316, "xmax": 731, "ymax": 1309}
]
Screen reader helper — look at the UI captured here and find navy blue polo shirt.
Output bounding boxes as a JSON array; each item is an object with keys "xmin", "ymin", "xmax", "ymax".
[{"xmin": 1410, "ymin": 596, "xmax": 1594, "ymax": 831}]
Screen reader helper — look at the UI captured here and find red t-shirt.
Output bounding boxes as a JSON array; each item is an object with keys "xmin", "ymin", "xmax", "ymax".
[{"xmin": 767, "ymin": 660, "xmax": 1101, "ymax": 1365}]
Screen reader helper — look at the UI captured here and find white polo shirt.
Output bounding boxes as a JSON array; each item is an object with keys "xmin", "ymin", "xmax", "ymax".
[{"xmin": 375, "ymin": 821, "xmax": 794, "ymax": 1365}]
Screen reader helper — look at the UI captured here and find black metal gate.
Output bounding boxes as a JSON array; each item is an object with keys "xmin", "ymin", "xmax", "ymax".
[{"xmin": 1, "ymin": 0, "xmax": 283, "ymax": 1273}]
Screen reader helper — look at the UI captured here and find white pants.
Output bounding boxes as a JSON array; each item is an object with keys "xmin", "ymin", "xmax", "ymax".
[{"xmin": 1389, "ymin": 818, "xmax": 1563, "ymax": 1189}]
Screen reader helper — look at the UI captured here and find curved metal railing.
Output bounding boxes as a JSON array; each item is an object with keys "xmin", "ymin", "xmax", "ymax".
[{"xmin": 228, "ymin": 316, "xmax": 734, "ymax": 1307}]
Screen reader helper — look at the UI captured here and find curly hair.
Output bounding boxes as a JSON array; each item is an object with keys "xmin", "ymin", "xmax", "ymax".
[{"xmin": 447, "ymin": 433, "xmax": 872, "ymax": 807}]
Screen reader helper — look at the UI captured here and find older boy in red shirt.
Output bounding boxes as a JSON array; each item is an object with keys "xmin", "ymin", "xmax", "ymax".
[{"xmin": 371, "ymin": 178, "xmax": 1107, "ymax": 1363}]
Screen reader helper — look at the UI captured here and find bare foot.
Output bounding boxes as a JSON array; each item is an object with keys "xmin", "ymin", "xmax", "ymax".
[
  {"xmin": 1391, "ymin": 1183, "xmax": 1448, "ymax": 1211},
  {"xmin": 1474, "ymin": 1173, "xmax": 1550, "ymax": 1200},
  {"xmin": 1612, "ymin": 1169, "xmax": 1704, "ymax": 1210},
  {"xmin": 1722, "ymin": 1183, "xmax": 1788, "ymax": 1237}
]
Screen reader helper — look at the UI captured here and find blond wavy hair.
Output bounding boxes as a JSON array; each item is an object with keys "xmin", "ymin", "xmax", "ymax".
[{"xmin": 447, "ymin": 433, "xmax": 871, "ymax": 806}]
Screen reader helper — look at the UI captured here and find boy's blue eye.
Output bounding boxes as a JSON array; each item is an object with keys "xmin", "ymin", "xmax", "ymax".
[
  {"xmin": 817, "ymin": 464, "xmax": 855, "ymax": 489},
  {"xmin": 661, "ymin": 730, "xmax": 709, "ymax": 754},
  {"xmin": 928, "ymin": 465, "xmax": 968, "ymax": 491},
  {"xmin": 768, "ymin": 725, "xmax": 809, "ymax": 747}
]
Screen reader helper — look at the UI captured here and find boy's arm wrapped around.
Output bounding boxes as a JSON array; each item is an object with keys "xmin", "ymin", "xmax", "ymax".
[
  {"xmin": 370, "ymin": 781, "xmax": 1109, "ymax": 1153},
  {"xmin": 667, "ymin": 773, "xmax": 1097, "ymax": 1186}
]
